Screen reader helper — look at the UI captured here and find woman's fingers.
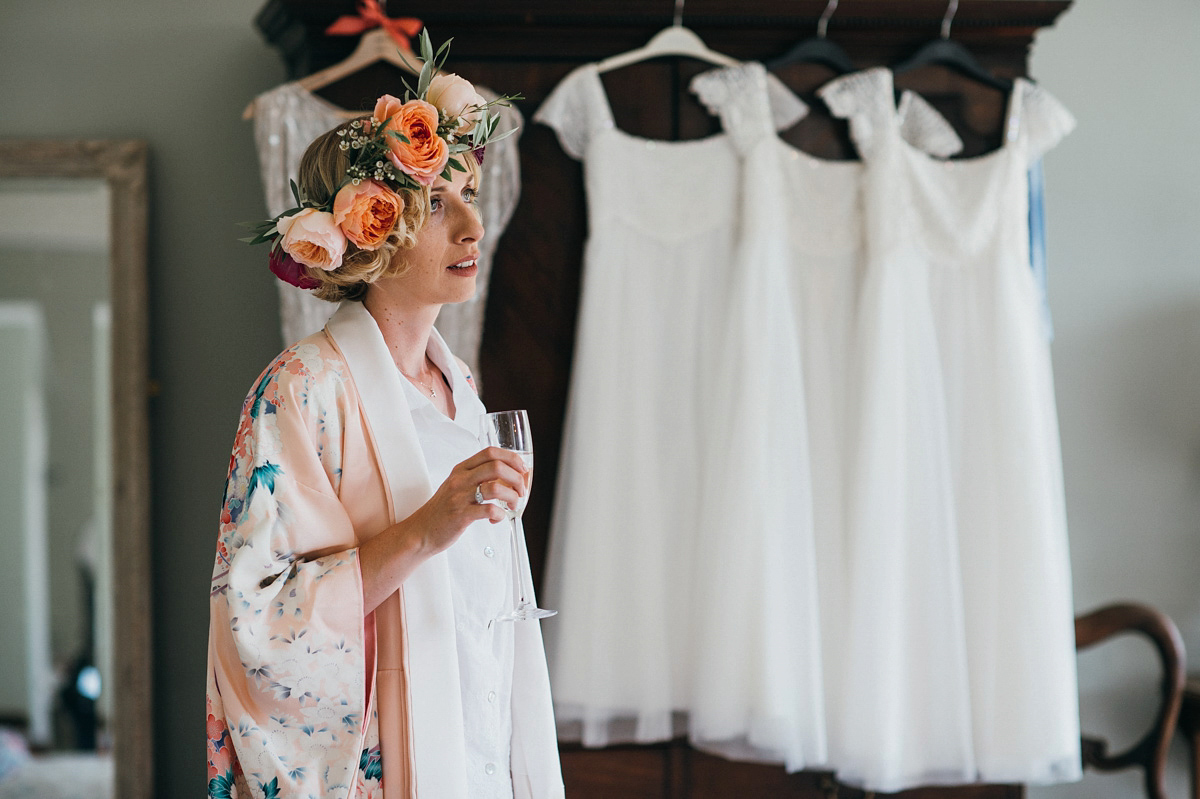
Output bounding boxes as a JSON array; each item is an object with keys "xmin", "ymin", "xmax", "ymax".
[
  {"xmin": 474, "ymin": 479, "xmax": 521, "ymax": 511},
  {"xmin": 467, "ymin": 459, "xmax": 527, "ymax": 498},
  {"xmin": 460, "ymin": 446, "xmax": 530, "ymax": 476}
]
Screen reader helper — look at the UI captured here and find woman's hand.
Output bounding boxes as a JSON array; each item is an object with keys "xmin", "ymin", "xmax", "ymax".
[
  {"xmin": 409, "ymin": 446, "xmax": 529, "ymax": 553},
  {"xmin": 359, "ymin": 447, "xmax": 529, "ymax": 613}
]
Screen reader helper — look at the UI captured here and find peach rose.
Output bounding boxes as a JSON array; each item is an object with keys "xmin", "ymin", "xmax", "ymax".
[
  {"xmin": 332, "ymin": 180, "xmax": 404, "ymax": 250},
  {"xmin": 427, "ymin": 73, "xmax": 487, "ymax": 136},
  {"xmin": 275, "ymin": 208, "xmax": 346, "ymax": 271},
  {"xmin": 372, "ymin": 95, "xmax": 449, "ymax": 186}
]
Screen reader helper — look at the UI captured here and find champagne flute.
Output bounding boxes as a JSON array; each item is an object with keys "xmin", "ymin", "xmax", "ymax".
[{"xmin": 479, "ymin": 409, "xmax": 556, "ymax": 622}]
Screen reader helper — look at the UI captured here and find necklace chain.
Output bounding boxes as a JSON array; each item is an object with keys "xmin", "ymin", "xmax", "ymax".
[{"xmin": 399, "ymin": 358, "xmax": 439, "ymax": 398}]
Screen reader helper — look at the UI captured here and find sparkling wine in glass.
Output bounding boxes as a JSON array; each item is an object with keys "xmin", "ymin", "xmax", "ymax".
[{"xmin": 479, "ymin": 409, "xmax": 556, "ymax": 622}]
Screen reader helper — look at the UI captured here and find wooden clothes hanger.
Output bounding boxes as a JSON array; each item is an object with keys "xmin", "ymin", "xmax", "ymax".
[
  {"xmin": 767, "ymin": 0, "xmax": 855, "ymax": 75},
  {"xmin": 892, "ymin": 0, "xmax": 1013, "ymax": 91},
  {"xmin": 596, "ymin": 0, "xmax": 738, "ymax": 73},
  {"xmin": 242, "ymin": 3, "xmax": 424, "ymax": 120}
]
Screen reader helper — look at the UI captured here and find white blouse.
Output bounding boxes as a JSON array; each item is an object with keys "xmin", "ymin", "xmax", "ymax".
[{"xmin": 401, "ymin": 329, "xmax": 516, "ymax": 799}]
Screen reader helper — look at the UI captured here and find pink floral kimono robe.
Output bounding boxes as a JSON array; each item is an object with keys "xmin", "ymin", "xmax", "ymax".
[{"xmin": 206, "ymin": 301, "xmax": 564, "ymax": 799}]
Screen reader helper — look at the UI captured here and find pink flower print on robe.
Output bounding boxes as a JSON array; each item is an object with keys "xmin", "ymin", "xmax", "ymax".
[{"xmin": 207, "ymin": 339, "xmax": 385, "ymax": 799}]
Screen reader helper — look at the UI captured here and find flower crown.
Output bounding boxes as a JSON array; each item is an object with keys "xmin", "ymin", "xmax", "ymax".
[{"xmin": 240, "ymin": 30, "xmax": 518, "ymax": 289}]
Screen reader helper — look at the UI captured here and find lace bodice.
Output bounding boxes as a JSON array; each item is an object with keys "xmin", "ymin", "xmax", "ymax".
[
  {"xmin": 536, "ymin": 63, "xmax": 808, "ymax": 161},
  {"xmin": 692, "ymin": 62, "xmax": 965, "ymax": 159},
  {"xmin": 819, "ymin": 67, "xmax": 1073, "ymax": 166}
]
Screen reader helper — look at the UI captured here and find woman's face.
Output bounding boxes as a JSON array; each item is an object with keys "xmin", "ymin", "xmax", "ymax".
[{"xmin": 381, "ymin": 166, "xmax": 484, "ymax": 308}]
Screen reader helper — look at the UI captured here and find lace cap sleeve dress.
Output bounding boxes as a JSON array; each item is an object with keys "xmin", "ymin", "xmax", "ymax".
[
  {"xmin": 536, "ymin": 63, "xmax": 810, "ymax": 758},
  {"xmin": 819, "ymin": 67, "xmax": 1080, "ymax": 791}
]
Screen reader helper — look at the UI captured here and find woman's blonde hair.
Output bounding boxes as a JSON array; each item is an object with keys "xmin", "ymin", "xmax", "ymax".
[{"xmin": 295, "ymin": 119, "xmax": 482, "ymax": 302}]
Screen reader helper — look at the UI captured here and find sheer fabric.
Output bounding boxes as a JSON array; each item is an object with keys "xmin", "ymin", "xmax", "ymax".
[
  {"xmin": 821, "ymin": 68, "xmax": 1080, "ymax": 791},
  {"xmin": 904, "ymin": 74, "xmax": 1081, "ymax": 788},
  {"xmin": 770, "ymin": 76, "xmax": 969, "ymax": 790},
  {"xmin": 251, "ymin": 82, "xmax": 523, "ymax": 378},
  {"xmin": 688, "ymin": 63, "xmax": 825, "ymax": 772},
  {"xmin": 536, "ymin": 63, "xmax": 808, "ymax": 753}
]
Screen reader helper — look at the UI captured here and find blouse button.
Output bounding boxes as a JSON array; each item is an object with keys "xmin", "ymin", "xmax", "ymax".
[
  {"xmin": 483, "ymin": 546, "xmax": 495, "ymax": 558},
  {"xmin": 488, "ymin": 690, "xmax": 497, "ymax": 703},
  {"xmin": 485, "ymin": 763, "xmax": 497, "ymax": 776}
]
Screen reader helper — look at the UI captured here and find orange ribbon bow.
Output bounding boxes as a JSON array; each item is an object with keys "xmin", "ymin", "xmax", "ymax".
[{"xmin": 325, "ymin": 0, "xmax": 423, "ymax": 51}]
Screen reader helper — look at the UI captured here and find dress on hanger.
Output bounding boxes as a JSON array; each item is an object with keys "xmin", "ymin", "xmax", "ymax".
[
  {"xmin": 535, "ymin": 63, "xmax": 808, "ymax": 751},
  {"xmin": 769, "ymin": 75, "xmax": 966, "ymax": 787},
  {"xmin": 821, "ymin": 67, "xmax": 1080, "ymax": 791},
  {"xmin": 251, "ymin": 82, "xmax": 523, "ymax": 377},
  {"xmin": 889, "ymin": 70, "xmax": 1081, "ymax": 787},
  {"xmin": 817, "ymin": 67, "xmax": 975, "ymax": 793},
  {"xmin": 685, "ymin": 64, "xmax": 961, "ymax": 775},
  {"xmin": 688, "ymin": 62, "xmax": 825, "ymax": 772}
]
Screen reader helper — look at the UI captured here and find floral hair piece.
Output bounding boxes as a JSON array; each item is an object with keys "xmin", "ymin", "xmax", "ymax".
[{"xmin": 240, "ymin": 29, "xmax": 518, "ymax": 288}]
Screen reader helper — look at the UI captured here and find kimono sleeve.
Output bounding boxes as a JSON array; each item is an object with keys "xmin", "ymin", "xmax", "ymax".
[{"xmin": 207, "ymin": 342, "xmax": 374, "ymax": 799}]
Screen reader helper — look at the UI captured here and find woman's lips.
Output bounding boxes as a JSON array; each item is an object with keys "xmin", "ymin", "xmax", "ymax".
[{"xmin": 447, "ymin": 258, "xmax": 478, "ymax": 277}]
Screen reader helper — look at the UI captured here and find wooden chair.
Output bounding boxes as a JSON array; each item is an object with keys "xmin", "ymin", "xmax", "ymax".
[{"xmin": 1075, "ymin": 602, "xmax": 1186, "ymax": 799}]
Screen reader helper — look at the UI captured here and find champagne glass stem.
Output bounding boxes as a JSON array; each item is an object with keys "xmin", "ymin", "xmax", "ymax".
[{"xmin": 508, "ymin": 517, "xmax": 529, "ymax": 608}]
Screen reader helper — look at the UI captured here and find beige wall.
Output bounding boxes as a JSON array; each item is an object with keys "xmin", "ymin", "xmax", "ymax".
[
  {"xmin": 0, "ymin": 0, "xmax": 285, "ymax": 788},
  {"xmin": 1030, "ymin": 1, "xmax": 1200, "ymax": 796},
  {"xmin": 1, "ymin": 1, "xmax": 1197, "ymax": 795}
]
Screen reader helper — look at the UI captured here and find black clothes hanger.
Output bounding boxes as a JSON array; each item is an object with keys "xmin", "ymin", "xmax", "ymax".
[
  {"xmin": 767, "ymin": 0, "xmax": 854, "ymax": 75},
  {"xmin": 893, "ymin": 0, "xmax": 1013, "ymax": 91}
]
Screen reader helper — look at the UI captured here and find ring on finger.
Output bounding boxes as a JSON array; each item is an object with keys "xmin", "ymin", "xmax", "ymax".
[{"xmin": 474, "ymin": 483, "xmax": 485, "ymax": 505}]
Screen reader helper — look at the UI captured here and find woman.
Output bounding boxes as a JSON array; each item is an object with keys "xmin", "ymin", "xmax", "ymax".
[{"xmin": 206, "ymin": 54, "xmax": 563, "ymax": 799}]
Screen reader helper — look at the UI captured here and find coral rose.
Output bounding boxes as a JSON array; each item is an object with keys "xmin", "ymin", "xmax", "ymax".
[
  {"xmin": 427, "ymin": 73, "xmax": 487, "ymax": 136},
  {"xmin": 372, "ymin": 95, "xmax": 449, "ymax": 186},
  {"xmin": 275, "ymin": 208, "xmax": 346, "ymax": 271},
  {"xmin": 333, "ymin": 179, "xmax": 404, "ymax": 250}
]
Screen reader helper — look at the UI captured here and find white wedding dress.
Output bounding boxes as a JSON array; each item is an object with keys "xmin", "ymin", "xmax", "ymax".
[
  {"xmin": 687, "ymin": 63, "xmax": 826, "ymax": 772},
  {"xmin": 820, "ymin": 67, "xmax": 1080, "ymax": 791},
  {"xmin": 251, "ymin": 81, "xmax": 523, "ymax": 378},
  {"xmin": 536, "ymin": 62, "xmax": 809, "ymax": 753},
  {"xmin": 537, "ymin": 61, "xmax": 971, "ymax": 774},
  {"xmin": 775, "ymin": 76, "xmax": 968, "ymax": 789},
  {"xmin": 687, "ymin": 64, "xmax": 968, "ymax": 777}
]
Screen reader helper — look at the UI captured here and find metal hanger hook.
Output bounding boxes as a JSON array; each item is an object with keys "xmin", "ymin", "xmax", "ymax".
[
  {"xmin": 674, "ymin": 0, "xmax": 685, "ymax": 27},
  {"xmin": 940, "ymin": 0, "xmax": 959, "ymax": 39},
  {"xmin": 817, "ymin": 0, "xmax": 839, "ymax": 39}
]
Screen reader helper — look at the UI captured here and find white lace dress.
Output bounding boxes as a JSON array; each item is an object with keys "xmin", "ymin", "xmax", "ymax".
[
  {"xmin": 893, "ymin": 71, "xmax": 1081, "ymax": 787},
  {"xmin": 251, "ymin": 81, "xmax": 523, "ymax": 378},
  {"xmin": 769, "ymin": 84, "xmax": 965, "ymax": 781},
  {"xmin": 820, "ymin": 67, "xmax": 1081, "ymax": 791},
  {"xmin": 687, "ymin": 63, "xmax": 826, "ymax": 772},
  {"xmin": 686, "ymin": 64, "xmax": 969, "ymax": 775},
  {"xmin": 535, "ymin": 63, "xmax": 808, "ymax": 753}
]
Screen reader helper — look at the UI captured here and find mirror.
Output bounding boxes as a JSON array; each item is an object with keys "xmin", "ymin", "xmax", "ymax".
[{"xmin": 0, "ymin": 141, "xmax": 150, "ymax": 799}]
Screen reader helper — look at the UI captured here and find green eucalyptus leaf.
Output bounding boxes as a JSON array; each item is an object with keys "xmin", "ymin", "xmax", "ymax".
[
  {"xmin": 447, "ymin": 157, "xmax": 465, "ymax": 173},
  {"xmin": 417, "ymin": 60, "xmax": 433, "ymax": 98},
  {"xmin": 486, "ymin": 126, "xmax": 517, "ymax": 146}
]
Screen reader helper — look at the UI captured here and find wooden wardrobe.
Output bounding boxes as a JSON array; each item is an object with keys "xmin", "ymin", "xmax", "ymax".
[{"xmin": 252, "ymin": 3, "xmax": 1072, "ymax": 796}]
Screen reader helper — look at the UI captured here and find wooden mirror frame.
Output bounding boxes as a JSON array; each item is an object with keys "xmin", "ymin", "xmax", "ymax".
[{"xmin": 0, "ymin": 139, "xmax": 152, "ymax": 799}]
